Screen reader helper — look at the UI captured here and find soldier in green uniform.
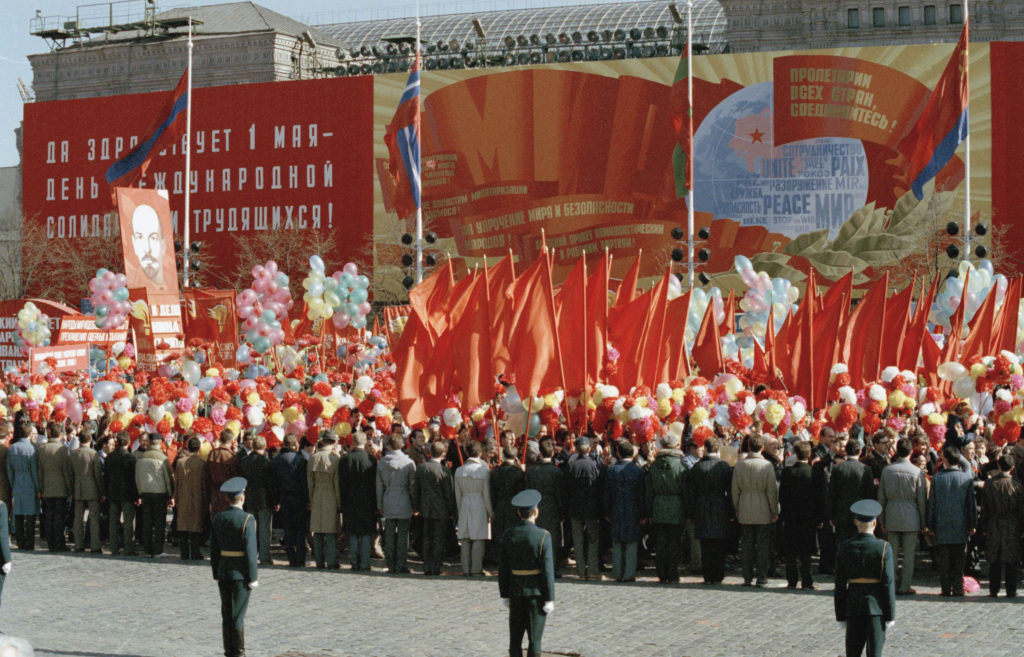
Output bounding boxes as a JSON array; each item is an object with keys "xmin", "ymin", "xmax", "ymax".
[
  {"xmin": 499, "ymin": 489, "xmax": 555, "ymax": 657},
  {"xmin": 834, "ymin": 499, "xmax": 896, "ymax": 657},
  {"xmin": 211, "ymin": 477, "xmax": 259, "ymax": 657}
]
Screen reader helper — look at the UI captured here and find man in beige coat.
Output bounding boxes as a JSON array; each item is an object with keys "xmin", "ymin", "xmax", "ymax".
[
  {"xmin": 70, "ymin": 432, "xmax": 104, "ymax": 552},
  {"xmin": 38, "ymin": 423, "xmax": 73, "ymax": 552},
  {"xmin": 174, "ymin": 437, "xmax": 208, "ymax": 560},
  {"xmin": 731, "ymin": 434, "xmax": 779, "ymax": 587},
  {"xmin": 307, "ymin": 434, "xmax": 341, "ymax": 569}
]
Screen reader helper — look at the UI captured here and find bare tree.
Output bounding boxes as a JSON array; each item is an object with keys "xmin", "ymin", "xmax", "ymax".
[{"xmin": 227, "ymin": 228, "xmax": 341, "ymax": 299}]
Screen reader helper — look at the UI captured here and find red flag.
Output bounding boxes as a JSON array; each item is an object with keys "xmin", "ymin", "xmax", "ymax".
[
  {"xmin": 636, "ymin": 272, "xmax": 672, "ymax": 387},
  {"xmin": 846, "ymin": 273, "xmax": 889, "ymax": 387},
  {"xmin": 691, "ymin": 299, "xmax": 723, "ymax": 378},
  {"xmin": 585, "ymin": 251, "xmax": 610, "ymax": 387},
  {"xmin": 408, "ymin": 259, "xmax": 455, "ymax": 340},
  {"xmin": 960, "ymin": 281, "xmax": 1000, "ymax": 361},
  {"xmin": 182, "ymin": 288, "xmax": 238, "ymax": 367},
  {"xmin": 506, "ymin": 255, "xmax": 565, "ymax": 396},
  {"xmin": 614, "ymin": 251, "xmax": 641, "ymax": 309},
  {"xmin": 995, "ymin": 278, "xmax": 1022, "ymax": 353},
  {"xmin": 900, "ymin": 276, "xmax": 939, "ymax": 372},
  {"xmin": 811, "ymin": 299, "xmax": 845, "ymax": 409},
  {"xmin": 880, "ymin": 277, "xmax": 915, "ymax": 369},
  {"xmin": 555, "ymin": 257, "xmax": 587, "ymax": 395},
  {"xmin": 753, "ymin": 304, "xmax": 775, "ymax": 379},
  {"xmin": 721, "ymin": 291, "xmax": 736, "ymax": 336},
  {"xmin": 608, "ymin": 286, "xmax": 652, "ymax": 390},
  {"xmin": 487, "ymin": 253, "xmax": 517, "ymax": 375},
  {"xmin": 822, "ymin": 271, "xmax": 854, "ymax": 311},
  {"xmin": 921, "ymin": 331, "xmax": 943, "ymax": 387},
  {"xmin": 664, "ymin": 291, "xmax": 691, "ymax": 381},
  {"xmin": 449, "ymin": 273, "xmax": 494, "ymax": 409},
  {"xmin": 395, "ymin": 311, "xmax": 433, "ymax": 425},
  {"xmin": 943, "ymin": 269, "xmax": 970, "ymax": 363},
  {"xmin": 421, "ymin": 271, "xmax": 478, "ymax": 409},
  {"xmin": 788, "ymin": 270, "xmax": 817, "ymax": 403}
]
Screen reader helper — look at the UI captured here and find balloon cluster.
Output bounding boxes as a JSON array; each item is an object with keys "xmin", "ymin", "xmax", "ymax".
[
  {"xmin": 237, "ymin": 261, "xmax": 293, "ymax": 354},
  {"xmin": 682, "ymin": 286, "xmax": 723, "ymax": 351},
  {"xmin": 930, "ymin": 259, "xmax": 1007, "ymax": 329},
  {"xmin": 14, "ymin": 302, "xmax": 52, "ymax": 353},
  {"xmin": 89, "ymin": 269, "xmax": 131, "ymax": 330},
  {"xmin": 734, "ymin": 256, "xmax": 797, "ymax": 341}
]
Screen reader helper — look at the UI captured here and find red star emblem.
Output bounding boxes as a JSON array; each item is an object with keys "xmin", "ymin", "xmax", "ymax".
[{"xmin": 749, "ymin": 128, "xmax": 765, "ymax": 143}]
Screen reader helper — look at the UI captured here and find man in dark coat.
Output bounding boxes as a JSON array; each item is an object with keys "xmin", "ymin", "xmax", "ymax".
[
  {"xmin": 812, "ymin": 428, "xmax": 845, "ymax": 574},
  {"xmin": 239, "ymin": 436, "xmax": 273, "ymax": 564},
  {"xmin": 861, "ymin": 431, "xmax": 893, "ymax": 495},
  {"xmin": 604, "ymin": 441, "xmax": 645, "ymax": 581},
  {"xmin": 269, "ymin": 434, "xmax": 308, "ymax": 567},
  {"xmin": 525, "ymin": 438, "xmax": 564, "ymax": 576},
  {"xmin": 926, "ymin": 444, "xmax": 978, "ymax": 597},
  {"xmin": 646, "ymin": 432, "xmax": 689, "ymax": 584},
  {"xmin": 490, "ymin": 447, "xmax": 526, "ymax": 564},
  {"xmin": 412, "ymin": 440, "xmax": 455, "ymax": 575},
  {"xmin": 980, "ymin": 453, "xmax": 1024, "ymax": 597},
  {"xmin": 6, "ymin": 422, "xmax": 38, "ymax": 551},
  {"xmin": 780, "ymin": 440, "xmax": 817, "ymax": 589},
  {"xmin": 103, "ymin": 432, "xmax": 137, "ymax": 555},
  {"xmin": 338, "ymin": 430, "xmax": 378, "ymax": 571},
  {"xmin": 828, "ymin": 439, "xmax": 875, "ymax": 546},
  {"xmin": 211, "ymin": 477, "xmax": 258, "ymax": 657},
  {"xmin": 563, "ymin": 436, "xmax": 603, "ymax": 579},
  {"xmin": 688, "ymin": 436, "xmax": 732, "ymax": 584},
  {"xmin": 835, "ymin": 499, "xmax": 895, "ymax": 657},
  {"xmin": 499, "ymin": 489, "xmax": 555, "ymax": 657},
  {"xmin": 207, "ymin": 430, "xmax": 240, "ymax": 520}
]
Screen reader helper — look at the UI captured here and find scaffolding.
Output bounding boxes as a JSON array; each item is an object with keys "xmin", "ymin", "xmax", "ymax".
[{"xmin": 30, "ymin": 0, "xmax": 200, "ymax": 50}]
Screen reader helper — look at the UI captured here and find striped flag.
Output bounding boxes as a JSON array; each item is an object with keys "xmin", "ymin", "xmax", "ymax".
[
  {"xmin": 105, "ymin": 68, "xmax": 189, "ymax": 189},
  {"xmin": 384, "ymin": 51, "xmax": 422, "ymax": 219}
]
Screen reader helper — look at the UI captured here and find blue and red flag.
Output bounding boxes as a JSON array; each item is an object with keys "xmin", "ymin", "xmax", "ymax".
[
  {"xmin": 904, "ymin": 23, "xmax": 969, "ymax": 200},
  {"xmin": 384, "ymin": 51, "xmax": 421, "ymax": 219},
  {"xmin": 105, "ymin": 68, "xmax": 189, "ymax": 188}
]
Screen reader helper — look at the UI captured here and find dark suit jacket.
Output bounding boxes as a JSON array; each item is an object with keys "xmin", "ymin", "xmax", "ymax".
[
  {"xmin": 238, "ymin": 451, "xmax": 272, "ymax": 511},
  {"xmin": 338, "ymin": 448, "xmax": 377, "ymax": 535},
  {"xmin": 834, "ymin": 533, "xmax": 895, "ymax": 622},
  {"xmin": 827, "ymin": 458, "xmax": 875, "ymax": 533},
  {"xmin": 412, "ymin": 459, "xmax": 455, "ymax": 519},
  {"xmin": 210, "ymin": 506, "xmax": 258, "ymax": 584},
  {"xmin": 498, "ymin": 521, "xmax": 555, "ymax": 602},
  {"xmin": 490, "ymin": 462, "xmax": 526, "ymax": 538},
  {"xmin": 779, "ymin": 461, "xmax": 817, "ymax": 553},
  {"xmin": 688, "ymin": 455, "xmax": 733, "ymax": 540},
  {"xmin": 270, "ymin": 449, "xmax": 307, "ymax": 505},
  {"xmin": 0, "ymin": 502, "xmax": 10, "ymax": 566},
  {"xmin": 102, "ymin": 448, "xmax": 137, "ymax": 502},
  {"xmin": 525, "ymin": 461, "xmax": 563, "ymax": 545}
]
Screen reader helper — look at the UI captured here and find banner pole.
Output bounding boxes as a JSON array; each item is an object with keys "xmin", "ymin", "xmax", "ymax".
[
  {"xmin": 963, "ymin": 2, "xmax": 971, "ymax": 258},
  {"xmin": 686, "ymin": 0, "xmax": 695, "ymax": 289},
  {"xmin": 415, "ymin": 0, "xmax": 424, "ymax": 284},
  {"xmin": 183, "ymin": 17, "xmax": 194, "ymax": 288}
]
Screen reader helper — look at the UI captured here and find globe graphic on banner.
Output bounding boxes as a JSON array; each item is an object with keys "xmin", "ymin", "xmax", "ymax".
[{"xmin": 692, "ymin": 81, "xmax": 869, "ymax": 238}]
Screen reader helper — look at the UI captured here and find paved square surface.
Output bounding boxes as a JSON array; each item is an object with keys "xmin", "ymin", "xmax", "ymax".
[{"xmin": 3, "ymin": 551, "xmax": 1022, "ymax": 657}]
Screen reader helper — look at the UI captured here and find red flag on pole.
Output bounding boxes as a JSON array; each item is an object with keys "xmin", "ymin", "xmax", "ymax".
[
  {"xmin": 880, "ymin": 277, "xmax": 915, "ymax": 369},
  {"xmin": 846, "ymin": 273, "xmax": 889, "ymax": 387},
  {"xmin": 555, "ymin": 257, "xmax": 588, "ymax": 395},
  {"xmin": 691, "ymin": 299, "xmax": 723, "ymax": 379},
  {"xmin": 487, "ymin": 253, "xmax": 517, "ymax": 375},
  {"xmin": 614, "ymin": 251, "xmax": 642, "ymax": 309},
  {"xmin": 960, "ymin": 280, "xmax": 1000, "ymax": 361},
  {"xmin": 995, "ymin": 277, "xmax": 1022, "ymax": 353},
  {"xmin": 506, "ymin": 254, "xmax": 565, "ymax": 396},
  {"xmin": 585, "ymin": 251, "xmax": 610, "ymax": 388},
  {"xmin": 449, "ymin": 272, "xmax": 494, "ymax": 409},
  {"xmin": 899, "ymin": 276, "xmax": 938, "ymax": 372},
  {"xmin": 664, "ymin": 291, "xmax": 691, "ymax": 381}
]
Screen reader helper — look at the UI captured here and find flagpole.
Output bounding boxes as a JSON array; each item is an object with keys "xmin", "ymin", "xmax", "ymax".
[
  {"xmin": 415, "ymin": 0, "xmax": 424, "ymax": 284},
  {"xmin": 963, "ymin": 2, "xmax": 971, "ymax": 258},
  {"xmin": 686, "ymin": 0, "xmax": 695, "ymax": 289},
  {"xmin": 183, "ymin": 17, "xmax": 194, "ymax": 288}
]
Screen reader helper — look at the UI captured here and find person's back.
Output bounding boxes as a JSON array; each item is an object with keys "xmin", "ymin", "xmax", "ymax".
[
  {"xmin": 413, "ymin": 455, "xmax": 454, "ymax": 520},
  {"xmin": 38, "ymin": 438, "xmax": 72, "ymax": 498},
  {"xmin": 207, "ymin": 436, "xmax": 240, "ymax": 518},
  {"xmin": 490, "ymin": 451, "xmax": 526, "ymax": 549},
  {"xmin": 135, "ymin": 446, "xmax": 171, "ymax": 495},
  {"xmin": 732, "ymin": 451, "xmax": 778, "ymax": 525},
  {"xmin": 377, "ymin": 446, "xmax": 415, "ymax": 520},
  {"xmin": 828, "ymin": 440, "xmax": 874, "ymax": 542},
  {"xmin": 270, "ymin": 439, "xmax": 308, "ymax": 567},
  {"xmin": 689, "ymin": 451, "xmax": 732, "ymax": 540},
  {"xmin": 238, "ymin": 450, "xmax": 271, "ymax": 512},
  {"xmin": 926, "ymin": 445, "xmax": 978, "ymax": 597},
  {"xmin": 980, "ymin": 454, "xmax": 1024, "ymax": 597},
  {"xmin": 70, "ymin": 444, "xmax": 102, "ymax": 501},
  {"xmin": 878, "ymin": 456, "xmax": 926, "ymax": 533},
  {"xmin": 564, "ymin": 450, "xmax": 603, "ymax": 519},
  {"xmin": 104, "ymin": 445, "xmax": 136, "ymax": 502}
]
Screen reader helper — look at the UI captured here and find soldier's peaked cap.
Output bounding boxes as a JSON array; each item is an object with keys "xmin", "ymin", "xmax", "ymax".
[
  {"xmin": 511, "ymin": 489, "xmax": 542, "ymax": 510},
  {"xmin": 850, "ymin": 498, "xmax": 882, "ymax": 522},
  {"xmin": 220, "ymin": 477, "xmax": 248, "ymax": 496}
]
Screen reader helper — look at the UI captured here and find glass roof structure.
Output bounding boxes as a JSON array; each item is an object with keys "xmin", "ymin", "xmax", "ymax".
[{"xmin": 316, "ymin": 1, "xmax": 728, "ymax": 55}]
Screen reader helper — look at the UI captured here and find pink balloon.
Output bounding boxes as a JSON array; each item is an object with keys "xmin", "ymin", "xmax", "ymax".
[
  {"xmin": 265, "ymin": 261, "xmax": 278, "ymax": 274},
  {"xmin": 252, "ymin": 265, "xmax": 265, "ymax": 279},
  {"xmin": 115, "ymin": 274, "xmax": 127, "ymax": 287},
  {"xmin": 102, "ymin": 271, "xmax": 116, "ymax": 283},
  {"xmin": 333, "ymin": 313, "xmax": 350, "ymax": 329},
  {"xmin": 358, "ymin": 302, "xmax": 372, "ymax": 316},
  {"xmin": 67, "ymin": 402, "xmax": 83, "ymax": 424},
  {"xmin": 97, "ymin": 290, "xmax": 113, "ymax": 304},
  {"xmin": 251, "ymin": 279, "xmax": 268, "ymax": 294},
  {"xmin": 88, "ymin": 279, "xmax": 99, "ymax": 292},
  {"xmin": 238, "ymin": 289, "xmax": 257, "ymax": 305},
  {"xmin": 343, "ymin": 262, "xmax": 358, "ymax": 276},
  {"xmin": 157, "ymin": 365, "xmax": 174, "ymax": 378}
]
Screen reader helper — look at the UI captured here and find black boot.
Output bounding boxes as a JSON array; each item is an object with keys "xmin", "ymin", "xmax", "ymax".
[
  {"xmin": 222, "ymin": 625, "xmax": 232, "ymax": 657},
  {"xmin": 234, "ymin": 628, "xmax": 245, "ymax": 657}
]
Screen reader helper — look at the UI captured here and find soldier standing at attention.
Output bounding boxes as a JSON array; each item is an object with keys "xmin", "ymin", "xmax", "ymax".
[
  {"xmin": 211, "ymin": 477, "xmax": 258, "ymax": 657},
  {"xmin": 499, "ymin": 489, "xmax": 555, "ymax": 657},
  {"xmin": 834, "ymin": 499, "xmax": 895, "ymax": 657}
]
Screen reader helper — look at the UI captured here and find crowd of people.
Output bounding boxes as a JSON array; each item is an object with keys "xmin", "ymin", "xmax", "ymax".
[{"xmin": 1, "ymin": 387, "xmax": 1020, "ymax": 598}]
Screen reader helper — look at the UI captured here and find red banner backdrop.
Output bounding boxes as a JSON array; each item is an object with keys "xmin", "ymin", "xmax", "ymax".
[
  {"xmin": 21, "ymin": 76, "xmax": 374, "ymax": 293},
  {"xmin": 991, "ymin": 42, "xmax": 1024, "ymax": 270},
  {"xmin": 29, "ymin": 344, "xmax": 89, "ymax": 375},
  {"xmin": 183, "ymin": 288, "xmax": 239, "ymax": 368},
  {"xmin": 0, "ymin": 299, "xmax": 79, "ymax": 372}
]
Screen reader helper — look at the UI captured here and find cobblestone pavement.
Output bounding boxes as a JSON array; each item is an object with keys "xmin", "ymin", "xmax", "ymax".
[{"xmin": 4, "ymin": 549, "xmax": 1024, "ymax": 657}]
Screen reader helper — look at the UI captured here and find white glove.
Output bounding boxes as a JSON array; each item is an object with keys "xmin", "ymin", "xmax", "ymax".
[
  {"xmin": 1, "ymin": 562, "xmax": 9, "ymax": 575},
  {"xmin": 542, "ymin": 601, "xmax": 554, "ymax": 614},
  {"xmin": 502, "ymin": 598, "xmax": 510, "ymax": 608},
  {"xmin": 247, "ymin": 581, "xmax": 259, "ymax": 589},
  {"xmin": 885, "ymin": 621, "xmax": 895, "ymax": 630}
]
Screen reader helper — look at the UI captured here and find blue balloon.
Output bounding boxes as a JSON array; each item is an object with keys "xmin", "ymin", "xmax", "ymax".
[
  {"xmin": 196, "ymin": 376, "xmax": 217, "ymax": 393},
  {"xmin": 244, "ymin": 364, "xmax": 260, "ymax": 379},
  {"xmin": 194, "ymin": 351, "xmax": 206, "ymax": 364},
  {"xmin": 236, "ymin": 344, "xmax": 251, "ymax": 363},
  {"xmin": 527, "ymin": 413, "xmax": 541, "ymax": 437}
]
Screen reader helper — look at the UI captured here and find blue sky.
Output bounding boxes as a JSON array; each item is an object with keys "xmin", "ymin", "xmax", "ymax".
[{"xmin": 0, "ymin": 0, "xmax": 626, "ymax": 169}]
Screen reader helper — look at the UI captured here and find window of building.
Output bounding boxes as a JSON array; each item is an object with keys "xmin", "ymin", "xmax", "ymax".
[
  {"xmin": 848, "ymin": 8, "xmax": 860, "ymax": 28},
  {"xmin": 950, "ymin": 3, "xmax": 963, "ymax": 23},
  {"xmin": 873, "ymin": 7, "xmax": 886, "ymax": 26},
  {"xmin": 924, "ymin": 5, "xmax": 936, "ymax": 24},
  {"xmin": 898, "ymin": 6, "xmax": 911, "ymax": 25}
]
